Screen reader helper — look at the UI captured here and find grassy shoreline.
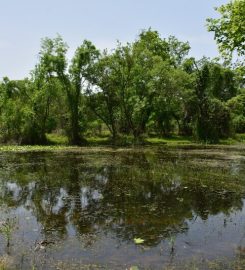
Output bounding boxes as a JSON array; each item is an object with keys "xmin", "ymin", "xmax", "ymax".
[{"xmin": 0, "ymin": 134, "xmax": 244, "ymax": 152}]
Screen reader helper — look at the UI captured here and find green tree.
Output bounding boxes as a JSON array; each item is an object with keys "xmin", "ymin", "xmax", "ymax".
[
  {"xmin": 0, "ymin": 78, "xmax": 38, "ymax": 144},
  {"xmin": 227, "ymin": 89, "xmax": 245, "ymax": 133},
  {"xmin": 86, "ymin": 51, "xmax": 121, "ymax": 140},
  {"xmin": 207, "ymin": 0, "xmax": 245, "ymax": 64},
  {"xmin": 194, "ymin": 61, "xmax": 232, "ymax": 142},
  {"xmin": 208, "ymin": 63, "xmax": 237, "ymax": 101},
  {"xmin": 68, "ymin": 40, "xmax": 100, "ymax": 144},
  {"xmin": 167, "ymin": 36, "xmax": 190, "ymax": 68},
  {"xmin": 87, "ymin": 30, "xmax": 194, "ymax": 140},
  {"xmin": 150, "ymin": 63, "xmax": 193, "ymax": 136},
  {"xmin": 38, "ymin": 36, "xmax": 99, "ymax": 145},
  {"xmin": 87, "ymin": 30, "xmax": 168, "ymax": 141}
]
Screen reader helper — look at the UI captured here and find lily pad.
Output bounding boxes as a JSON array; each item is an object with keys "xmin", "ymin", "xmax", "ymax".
[{"xmin": 134, "ymin": 238, "xmax": 145, "ymax": 244}]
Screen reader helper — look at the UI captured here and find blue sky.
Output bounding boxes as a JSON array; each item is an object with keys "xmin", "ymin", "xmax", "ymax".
[{"xmin": 0, "ymin": 0, "xmax": 228, "ymax": 80}]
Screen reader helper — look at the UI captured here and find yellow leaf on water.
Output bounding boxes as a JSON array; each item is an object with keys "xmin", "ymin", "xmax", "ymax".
[{"xmin": 134, "ymin": 238, "xmax": 144, "ymax": 244}]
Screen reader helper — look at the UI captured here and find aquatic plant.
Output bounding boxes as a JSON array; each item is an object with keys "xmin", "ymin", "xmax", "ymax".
[
  {"xmin": 0, "ymin": 255, "xmax": 12, "ymax": 270},
  {"xmin": 0, "ymin": 217, "xmax": 17, "ymax": 247},
  {"xmin": 168, "ymin": 234, "xmax": 176, "ymax": 253}
]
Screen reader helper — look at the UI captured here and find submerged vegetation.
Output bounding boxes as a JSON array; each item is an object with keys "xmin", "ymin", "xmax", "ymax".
[{"xmin": 0, "ymin": 218, "xmax": 16, "ymax": 247}]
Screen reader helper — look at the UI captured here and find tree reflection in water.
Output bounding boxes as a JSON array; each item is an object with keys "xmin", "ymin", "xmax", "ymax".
[{"xmin": 0, "ymin": 149, "xmax": 244, "ymax": 268}]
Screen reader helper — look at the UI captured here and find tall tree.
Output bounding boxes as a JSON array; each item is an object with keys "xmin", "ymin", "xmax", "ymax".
[
  {"xmin": 194, "ymin": 60, "xmax": 232, "ymax": 142},
  {"xmin": 68, "ymin": 40, "xmax": 99, "ymax": 145},
  {"xmin": 86, "ymin": 51, "xmax": 121, "ymax": 140},
  {"xmin": 38, "ymin": 36, "xmax": 99, "ymax": 145}
]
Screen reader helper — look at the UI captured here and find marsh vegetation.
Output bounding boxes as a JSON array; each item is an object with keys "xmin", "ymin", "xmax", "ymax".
[{"xmin": 0, "ymin": 146, "xmax": 244, "ymax": 269}]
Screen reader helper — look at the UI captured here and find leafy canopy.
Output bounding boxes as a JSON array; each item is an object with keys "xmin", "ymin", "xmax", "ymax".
[{"xmin": 207, "ymin": 0, "xmax": 245, "ymax": 61}]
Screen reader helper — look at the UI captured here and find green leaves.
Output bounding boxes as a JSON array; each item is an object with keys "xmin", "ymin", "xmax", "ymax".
[
  {"xmin": 207, "ymin": 0, "xmax": 245, "ymax": 62},
  {"xmin": 0, "ymin": 28, "xmax": 243, "ymax": 145}
]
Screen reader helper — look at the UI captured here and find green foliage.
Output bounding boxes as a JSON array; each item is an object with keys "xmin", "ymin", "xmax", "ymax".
[
  {"xmin": 0, "ymin": 217, "xmax": 17, "ymax": 247},
  {"xmin": 36, "ymin": 36, "xmax": 100, "ymax": 145},
  {"xmin": 150, "ymin": 63, "xmax": 194, "ymax": 136},
  {"xmin": 0, "ymin": 29, "xmax": 244, "ymax": 145},
  {"xmin": 207, "ymin": 0, "xmax": 245, "ymax": 61},
  {"xmin": 167, "ymin": 35, "xmax": 190, "ymax": 67},
  {"xmin": 0, "ymin": 78, "xmax": 46, "ymax": 144},
  {"xmin": 208, "ymin": 63, "xmax": 237, "ymax": 101},
  {"xmin": 227, "ymin": 90, "xmax": 245, "ymax": 133},
  {"xmin": 193, "ymin": 61, "xmax": 233, "ymax": 142},
  {"xmin": 46, "ymin": 133, "xmax": 69, "ymax": 145},
  {"xmin": 86, "ymin": 29, "xmax": 194, "ymax": 141},
  {"xmin": 196, "ymin": 98, "xmax": 231, "ymax": 143}
]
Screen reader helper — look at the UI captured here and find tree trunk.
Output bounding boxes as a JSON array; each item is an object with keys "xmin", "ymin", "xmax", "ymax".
[{"xmin": 69, "ymin": 106, "xmax": 87, "ymax": 146}]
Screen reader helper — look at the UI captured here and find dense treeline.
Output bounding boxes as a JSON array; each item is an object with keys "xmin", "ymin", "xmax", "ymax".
[{"xmin": 0, "ymin": 2, "xmax": 244, "ymax": 145}]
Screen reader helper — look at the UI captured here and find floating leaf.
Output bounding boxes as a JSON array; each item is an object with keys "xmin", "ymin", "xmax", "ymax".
[
  {"xmin": 130, "ymin": 266, "xmax": 139, "ymax": 270},
  {"xmin": 134, "ymin": 238, "xmax": 144, "ymax": 244}
]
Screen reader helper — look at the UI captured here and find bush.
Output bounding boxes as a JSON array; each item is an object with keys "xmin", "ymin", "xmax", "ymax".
[{"xmin": 196, "ymin": 99, "xmax": 232, "ymax": 143}]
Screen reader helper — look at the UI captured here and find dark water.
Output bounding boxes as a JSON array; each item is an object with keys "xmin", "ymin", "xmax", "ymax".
[{"xmin": 0, "ymin": 147, "xmax": 245, "ymax": 269}]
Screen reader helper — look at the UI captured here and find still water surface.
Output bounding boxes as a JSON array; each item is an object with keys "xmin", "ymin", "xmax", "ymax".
[{"xmin": 0, "ymin": 147, "xmax": 245, "ymax": 269}]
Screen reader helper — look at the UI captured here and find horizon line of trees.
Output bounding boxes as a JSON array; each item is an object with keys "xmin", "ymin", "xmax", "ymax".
[{"xmin": 0, "ymin": 1, "xmax": 244, "ymax": 145}]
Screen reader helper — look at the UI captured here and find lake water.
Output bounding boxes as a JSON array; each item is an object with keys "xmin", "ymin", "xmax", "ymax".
[{"xmin": 0, "ymin": 146, "xmax": 245, "ymax": 269}]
